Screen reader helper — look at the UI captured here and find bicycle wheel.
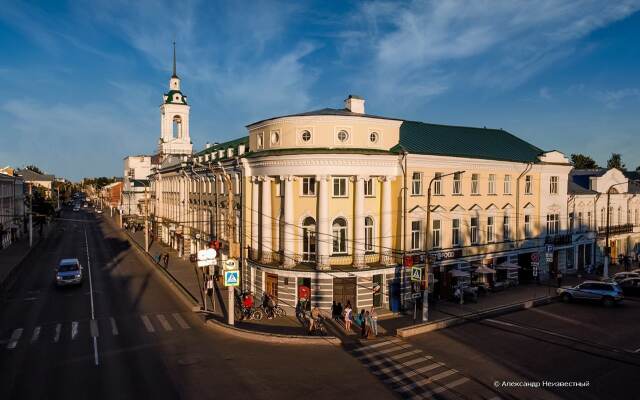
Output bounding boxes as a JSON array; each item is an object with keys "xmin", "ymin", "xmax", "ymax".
[
  {"xmin": 252, "ymin": 309, "xmax": 264, "ymax": 320},
  {"xmin": 275, "ymin": 307, "xmax": 286, "ymax": 317}
]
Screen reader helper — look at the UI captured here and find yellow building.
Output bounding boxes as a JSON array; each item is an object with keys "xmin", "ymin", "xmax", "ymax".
[{"xmin": 186, "ymin": 95, "xmax": 575, "ymax": 313}]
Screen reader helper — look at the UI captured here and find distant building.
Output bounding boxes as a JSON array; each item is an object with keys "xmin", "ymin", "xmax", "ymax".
[
  {"xmin": 0, "ymin": 169, "xmax": 25, "ymax": 249},
  {"xmin": 122, "ymin": 155, "xmax": 151, "ymax": 217},
  {"xmin": 15, "ymin": 168, "xmax": 55, "ymax": 198},
  {"xmin": 101, "ymin": 181, "xmax": 123, "ymax": 210}
]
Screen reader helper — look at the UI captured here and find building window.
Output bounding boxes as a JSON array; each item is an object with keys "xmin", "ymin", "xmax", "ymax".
[
  {"xmin": 337, "ymin": 130, "xmax": 349, "ymax": 143},
  {"xmin": 332, "ymin": 218, "xmax": 347, "ymax": 254},
  {"xmin": 302, "ymin": 217, "xmax": 316, "ymax": 262},
  {"xmin": 578, "ymin": 212, "xmax": 583, "ymax": 231},
  {"xmin": 504, "ymin": 175, "xmax": 511, "ymax": 194},
  {"xmin": 587, "ymin": 211, "xmax": 592, "ymax": 229},
  {"xmin": 525, "ymin": 175, "xmax": 532, "ymax": 194},
  {"xmin": 364, "ymin": 178, "xmax": 374, "ymax": 197},
  {"xmin": 550, "ymin": 176, "xmax": 559, "ymax": 194},
  {"xmin": 271, "ymin": 131, "xmax": 280, "ymax": 145},
  {"xmin": 470, "ymin": 217, "xmax": 479, "ymax": 244},
  {"xmin": 333, "ymin": 177, "xmax": 348, "ymax": 197},
  {"xmin": 487, "ymin": 216, "xmax": 495, "ymax": 242},
  {"xmin": 452, "ymin": 172, "xmax": 461, "ymax": 195},
  {"xmin": 503, "ymin": 214, "xmax": 510, "ymax": 241},
  {"xmin": 257, "ymin": 133, "xmax": 264, "ymax": 149},
  {"xmin": 364, "ymin": 217, "xmax": 374, "ymax": 252},
  {"xmin": 411, "ymin": 221, "xmax": 422, "ymax": 251},
  {"xmin": 546, "ymin": 214, "xmax": 560, "ymax": 235},
  {"xmin": 369, "ymin": 132, "xmax": 379, "ymax": 143},
  {"xmin": 618, "ymin": 206, "xmax": 622, "ymax": 225},
  {"xmin": 471, "ymin": 174, "xmax": 479, "ymax": 194},
  {"xmin": 432, "ymin": 219, "xmax": 441, "ymax": 249},
  {"xmin": 452, "ymin": 219, "xmax": 460, "ymax": 247},
  {"xmin": 433, "ymin": 172, "xmax": 442, "ymax": 195},
  {"xmin": 524, "ymin": 214, "xmax": 532, "ymax": 238},
  {"xmin": 569, "ymin": 212, "xmax": 574, "ymax": 231},
  {"xmin": 302, "ymin": 177, "xmax": 316, "ymax": 196},
  {"xmin": 488, "ymin": 174, "xmax": 496, "ymax": 195},
  {"xmin": 301, "ymin": 130, "xmax": 312, "ymax": 142},
  {"xmin": 411, "ymin": 172, "xmax": 422, "ymax": 195}
]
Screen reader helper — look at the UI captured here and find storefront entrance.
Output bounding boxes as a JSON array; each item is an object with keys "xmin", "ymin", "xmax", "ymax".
[
  {"xmin": 333, "ymin": 277, "xmax": 356, "ymax": 309},
  {"xmin": 266, "ymin": 273, "xmax": 278, "ymax": 298},
  {"xmin": 373, "ymin": 274, "xmax": 383, "ymax": 308}
]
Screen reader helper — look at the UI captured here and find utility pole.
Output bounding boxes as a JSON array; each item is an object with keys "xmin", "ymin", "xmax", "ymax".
[
  {"xmin": 144, "ymin": 185, "xmax": 149, "ymax": 253},
  {"xmin": 28, "ymin": 183, "xmax": 33, "ymax": 247}
]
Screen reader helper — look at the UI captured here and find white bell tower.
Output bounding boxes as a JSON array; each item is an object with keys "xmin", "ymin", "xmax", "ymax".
[{"xmin": 158, "ymin": 42, "xmax": 193, "ymax": 158}]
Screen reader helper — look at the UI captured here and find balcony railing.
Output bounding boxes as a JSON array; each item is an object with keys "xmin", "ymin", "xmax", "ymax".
[
  {"xmin": 597, "ymin": 223, "xmax": 633, "ymax": 238},
  {"xmin": 247, "ymin": 248, "xmax": 386, "ymax": 268}
]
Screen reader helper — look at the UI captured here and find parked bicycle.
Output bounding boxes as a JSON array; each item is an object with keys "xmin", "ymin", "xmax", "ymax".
[{"xmin": 239, "ymin": 306, "xmax": 264, "ymax": 321}]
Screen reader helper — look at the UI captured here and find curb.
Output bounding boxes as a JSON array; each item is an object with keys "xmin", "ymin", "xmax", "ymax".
[
  {"xmin": 103, "ymin": 215, "xmax": 201, "ymax": 312},
  {"xmin": 396, "ymin": 296, "xmax": 557, "ymax": 338},
  {"xmin": 204, "ymin": 317, "xmax": 342, "ymax": 346}
]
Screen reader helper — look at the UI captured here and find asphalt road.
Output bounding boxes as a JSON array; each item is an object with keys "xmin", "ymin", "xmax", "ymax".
[
  {"xmin": 407, "ymin": 298, "xmax": 640, "ymax": 399},
  {"xmin": 0, "ymin": 208, "xmax": 395, "ymax": 400}
]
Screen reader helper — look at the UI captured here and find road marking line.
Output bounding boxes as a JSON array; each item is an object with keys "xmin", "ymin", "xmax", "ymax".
[
  {"xmin": 172, "ymin": 313, "xmax": 190, "ymax": 329},
  {"xmin": 71, "ymin": 321, "xmax": 79, "ymax": 340},
  {"xmin": 90, "ymin": 320, "xmax": 99, "ymax": 338},
  {"xmin": 397, "ymin": 369, "xmax": 458, "ymax": 392},
  {"xmin": 157, "ymin": 315, "xmax": 173, "ymax": 331},
  {"xmin": 373, "ymin": 355, "xmax": 435, "ymax": 375},
  {"xmin": 411, "ymin": 377, "xmax": 470, "ymax": 399},
  {"xmin": 54, "ymin": 324, "xmax": 61, "ymax": 343},
  {"xmin": 356, "ymin": 345, "xmax": 405, "ymax": 360},
  {"xmin": 84, "ymin": 229, "xmax": 99, "ymax": 367},
  {"xmin": 368, "ymin": 350, "xmax": 425, "ymax": 370},
  {"xmin": 383, "ymin": 362, "xmax": 443, "ymax": 383},
  {"xmin": 355, "ymin": 338, "xmax": 402, "ymax": 351},
  {"xmin": 110, "ymin": 317, "xmax": 118, "ymax": 336},
  {"xmin": 7, "ymin": 328, "xmax": 23, "ymax": 349},
  {"xmin": 31, "ymin": 326, "xmax": 41, "ymax": 343},
  {"xmin": 141, "ymin": 315, "xmax": 155, "ymax": 332}
]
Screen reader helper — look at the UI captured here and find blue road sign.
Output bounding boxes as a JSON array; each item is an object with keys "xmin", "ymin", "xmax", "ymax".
[{"xmin": 224, "ymin": 270, "xmax": 239, "ymax": 287}]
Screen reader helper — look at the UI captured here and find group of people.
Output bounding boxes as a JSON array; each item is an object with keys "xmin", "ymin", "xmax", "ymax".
[
  {"xmin": 331, "ymin": 300, "xmax": 378, "ymax": 338},
  {"xmin": 155, "ymin": 252, "xmax": 170, "ymax": 268},
  {"xmin": 238, "ymin": 291, "xmax": 280, "ymax": 320}
]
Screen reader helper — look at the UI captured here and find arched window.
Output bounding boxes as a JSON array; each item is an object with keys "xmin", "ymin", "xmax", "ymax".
[
  {"xmin": 172, "ymin": 115, "xmax": 182, "ymax": 138},
  {"xmin": 364, "ymin": 217, "xmax": 374, "ymax": 252},
  {"xmin": 302, "ymin": 217, "xmax": 316, "ymax": 262},
  {"xmin": 332, "ymin": 218, "xmax": 347, "ymax": 254}
]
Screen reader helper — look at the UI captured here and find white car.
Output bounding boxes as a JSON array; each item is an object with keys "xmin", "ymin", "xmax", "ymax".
[
  {"xmin": 96, "ymin": 209, "xmax": 103, "ymax": 214},
  {"xmin": 611, "ymin": 271, "xmax": 640, "ymax": 283}
]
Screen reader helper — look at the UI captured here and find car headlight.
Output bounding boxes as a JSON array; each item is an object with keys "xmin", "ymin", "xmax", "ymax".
[
  {"xmin": 75, "ymin": 274, "xmax": 81, "ymax": 279},
  {"xmin": 56, "ymin": 275, "xmax": 62, "ymax": 280}
]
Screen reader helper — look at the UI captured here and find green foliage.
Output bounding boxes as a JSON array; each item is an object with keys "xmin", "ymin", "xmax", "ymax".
[
  {"xmin": 25, "ymin": 164, "xmax": 44, "ymax": 174},
  {"xmin": 606, "ymin": 153, "xmax": 626, "ymax": 171},
  {"xmin": 82, "ymin": 176, "xmax": 119, "ymax": 189},
  {"xmin": 570, "ymin": 154, "xmax": 598, "ymax": 169}
]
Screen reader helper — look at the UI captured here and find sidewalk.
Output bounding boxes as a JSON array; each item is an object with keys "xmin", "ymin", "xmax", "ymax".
[
  {"xmin": 0, "ymin": 222, "xmax": 56, "ymax": 291},
  {"xmin": 107, "ymin": 213, "xmax": 310, "ymax": 336}
]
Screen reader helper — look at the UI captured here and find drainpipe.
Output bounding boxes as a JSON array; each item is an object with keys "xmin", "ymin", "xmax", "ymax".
[{"xmin": 515, "ymin": 162, "xmax": 533, "ymax": 244}]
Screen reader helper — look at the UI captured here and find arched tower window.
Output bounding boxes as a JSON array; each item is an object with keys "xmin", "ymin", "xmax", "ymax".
[{"xmin": 172, "ymin": 115, "xmax": 182, "ymax": 138}]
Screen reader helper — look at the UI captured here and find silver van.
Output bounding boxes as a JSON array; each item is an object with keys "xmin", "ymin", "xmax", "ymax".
[{"xmin": 55, "ymin": 258, "xmax": 83, "ymax": 286}]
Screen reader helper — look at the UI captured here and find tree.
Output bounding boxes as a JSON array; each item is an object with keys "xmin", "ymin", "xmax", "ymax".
[
  {"xmin": 570, "ymin": 154, "xmax": 599, "ymax": 169},
  {"xmin": 606, "ymin": 153, "xmax": 626, "ymax": 171},
  {"xmin": 25, "ymin": 164, "xmax": 44, "ymax": 174}
]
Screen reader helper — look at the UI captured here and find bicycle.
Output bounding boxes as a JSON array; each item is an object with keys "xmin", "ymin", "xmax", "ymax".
[{"xmin": 309, "ymin": 316, "xmax": 327, "ymax": 336}]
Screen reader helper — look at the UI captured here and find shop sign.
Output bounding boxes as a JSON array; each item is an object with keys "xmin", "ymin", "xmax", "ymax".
[
  {"xmin": 197, "ymin": 248, "xmax": 217, "ymax": 267},
  {"xmin": 429, "ymin": 249, "xmax": 463, "ymax": 263}
]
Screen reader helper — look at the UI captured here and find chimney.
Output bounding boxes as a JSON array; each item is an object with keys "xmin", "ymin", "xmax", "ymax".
[
  {"xmin": 344, "ymin": 95, "xmax": 365, "ymax": 114},
  {"xmin": 205, "ymin": 142, "xmax": 211, "ymax": 149}
]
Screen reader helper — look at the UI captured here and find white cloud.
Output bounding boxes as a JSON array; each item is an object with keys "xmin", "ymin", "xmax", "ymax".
[{"xmin": 594, "ymin": 88, "xmax": 640, "ymax": 109}]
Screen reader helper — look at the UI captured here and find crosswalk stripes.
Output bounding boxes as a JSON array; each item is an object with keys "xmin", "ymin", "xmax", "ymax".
[
  {"xmin": 352, "ymin": 338, "xmax": 473, "ymax": 399},
  {"xmin": 141, "ymin": 315, "xmax": 155, "ymax": 333},
  {"xmin": 2, "ymin": 313, "xmax": 193, "ymax": 351}
]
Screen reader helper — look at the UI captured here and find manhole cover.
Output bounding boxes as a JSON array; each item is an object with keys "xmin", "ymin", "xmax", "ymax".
[{"xmin": 177, "ymin": 356, "xmax": 202, "ymax": 366}]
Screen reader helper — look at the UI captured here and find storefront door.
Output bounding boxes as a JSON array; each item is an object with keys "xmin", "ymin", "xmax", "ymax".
[
  {"xmin": 266, "ymin": 273, "xmax": 278, "ymax": 298},
  {"xmin": 373, "ymin": 274, "xmax": 383, "ymax": 308},
  {"xmin": 333, "ymin": 277, "xmax": 357, "ymax": 309}
]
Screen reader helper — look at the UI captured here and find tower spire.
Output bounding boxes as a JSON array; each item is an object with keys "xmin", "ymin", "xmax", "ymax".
[{"xmin": 172, "ymin": 41, "xmax": 178, "ymax": 78}]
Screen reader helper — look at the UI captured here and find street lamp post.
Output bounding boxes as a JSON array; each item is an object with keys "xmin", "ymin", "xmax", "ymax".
[{"xmin": 422, "ymin": 170, "xmax": 465, "ymax": 322}]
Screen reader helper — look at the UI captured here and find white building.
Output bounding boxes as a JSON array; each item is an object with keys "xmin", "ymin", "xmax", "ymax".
[
  {"xmin": 0, "ymin": 170, "xmax": 25, "ymax": 249},
  {"xmin": 122, "ymin": 155, "xmax": 152, "ymax": 217}
]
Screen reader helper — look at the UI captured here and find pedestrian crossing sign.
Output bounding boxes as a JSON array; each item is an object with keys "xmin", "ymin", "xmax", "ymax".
[
  {"xmin": 224, "ymin": 270, "xmax": 240, "ymax": 287},
  {"xmin": 411, "ymin": 266, "xmax": 422, "ymax": 282}
]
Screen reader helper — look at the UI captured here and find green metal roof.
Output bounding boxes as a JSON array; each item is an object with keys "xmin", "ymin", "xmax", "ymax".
[
  {"xmin": 195, "ymin": 136, "xmax": 249, "ymax": 157},
  {"xmin": 164, "ymin": 90, "xmax": 187, "ymax": 105},
  {"xmin": 393, "ymin": 121, "xmax": 544, "ymax": 163}
]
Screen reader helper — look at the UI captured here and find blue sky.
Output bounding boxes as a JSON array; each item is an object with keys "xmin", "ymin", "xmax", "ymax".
[{"xmin": 1, "ymin": 0, "xmax": 639, "ymax": 181}]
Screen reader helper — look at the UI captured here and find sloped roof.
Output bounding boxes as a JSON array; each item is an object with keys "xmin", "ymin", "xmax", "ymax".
[
  {"xmin": 195, "ymin": 136, "xmax": 249, "ymax": 158},
  {"xmin": 568, "ymin": 180, "xmax": 597, "ymax": 195},
  {"xmin": 247, "ymin": 108, "xmax": 402, "ymax": 127},
  {"xmin": 16, "ymin": 169, "xmax": 55, "ymax": 181},
  {"xmin": 392, "ymin": 121, "xmax": 544, "ymax": 163}
]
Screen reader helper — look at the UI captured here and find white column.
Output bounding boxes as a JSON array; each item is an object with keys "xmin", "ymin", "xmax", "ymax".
[
  {"xmin": 317, "ymin": 175, "xmax": 330, "ymax": 269},
  {"xmin": 354, "ymin": 176, "xmax": 366, "ymax": 268},
  {"xmin": 283, "ymin": 176, "xmax": 295, "ymax": 268},
  {"xmin": 261, "ymin": 177, "xmax": 272, "ymax": 263},
  {"xmin": 381, "ymin": 176, "xmax": 393, "ymax": 265},
  {"xmin": 251, "ymin": 177, "xmax": 259, "ymax": 258}
]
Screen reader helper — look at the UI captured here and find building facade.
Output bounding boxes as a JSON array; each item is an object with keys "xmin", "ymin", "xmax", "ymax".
[
  {"xmin": 0, "ymin": 170, "xmax": 25, "ymax": 249},
  {"xmin": 122, "ymin": 155, "xmax": 151, "ymax": 217}
]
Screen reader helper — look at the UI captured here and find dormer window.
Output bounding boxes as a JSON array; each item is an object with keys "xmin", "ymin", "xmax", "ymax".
[
  {"xmin": 271, "ymin": 131, "xmax": 280, "ymax": 145},
  {"xmin": 369, "ymin": 132, "xmax": 379, "ymax": 143},
  {"xmin": 301, "ymin": 130, "xmax": 312, "ymax": 142},
  {"xmin": 337, "ymin": 130, "xmax": 349, "ymax": 143},
  {"xmin": 257, "ymin": 133, "xmax": 264, "ymax": 149}
]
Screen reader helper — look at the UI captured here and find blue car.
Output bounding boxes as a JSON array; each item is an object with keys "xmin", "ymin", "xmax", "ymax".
[
  {"xmin": 557, "ymin": 280, "xmax": 623, "ymax": 306},
  {"xmin": 55, "ymin": 258, "xmax": 83, "ymax": 287}
]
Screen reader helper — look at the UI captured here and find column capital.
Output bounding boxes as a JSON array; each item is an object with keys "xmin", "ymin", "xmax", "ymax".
[
  {"xmin": 378, "ymin": 175, "xmax": 396, "ymax": 182},
  {"xmin": 315, "ymin": 175, "xmax": 331, "ymax": 182},
  {"xmin": 250, "ymin": 176, "xmax": 260, "ymax": 184},
  {"xmin": 350, "ymin": 175, "xmax": 368, "ymax": 182},
  {"xmin": 279, "ymin": 175, "xmax": 297, "ymax": 182}
]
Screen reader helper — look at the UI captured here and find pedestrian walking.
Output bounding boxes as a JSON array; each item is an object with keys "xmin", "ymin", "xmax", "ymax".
[
  {"xmin": 557, "ymin": 272, "xmax": 563, "ymax": 288},
  {"xmin": 156, "ymin": 253, "xmax": 162, "ymax": 264},
  {"xmin": 344, "ymin": 302, "xmax": 352, "ymax": 333},
  {"xmin": 369, "ymin": 307, "xmax": 378, "ymax": 337},
  {"xmin": 206, "ymin": 276, "xmax": 214, "ymax": 299},
  {"xmin": 336, "ymin": 302, "xmax": 343, "ymax": 321},
  {"xmin": 164, "ymin": 253, "xmax": 170, "ymax": 269},
  {"xmin": 331, "ymin": 301, "xmax": 337, "ymax": 320},
  {"xmin": 359, "ymin": 309, "xmax": 367, "ymax": 338}
]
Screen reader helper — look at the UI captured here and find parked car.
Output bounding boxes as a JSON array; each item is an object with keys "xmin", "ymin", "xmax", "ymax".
[
  {"xmin": 95, "ymin": 209, "xmax": 103, "ymax": 214},
  {"xmin": 557, "ymin": 280, "xmax": 623, "ymax": 306},
  {"xmin": 55, "ymin": 258, "xmax": 83, "ymax": 287},
  {"xmin": 73, "ymin": 206, "xmax": 80, "ymax": 212},
  {"xmin": 618, "ymin": 277, "xmax": 640, "ymax": 297},
  {"xmin": 611, "ymin": 271, "xmax": 640, "ymax": 283}
]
